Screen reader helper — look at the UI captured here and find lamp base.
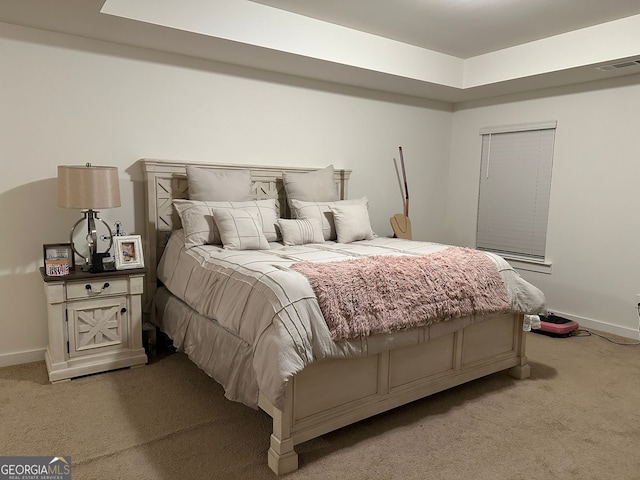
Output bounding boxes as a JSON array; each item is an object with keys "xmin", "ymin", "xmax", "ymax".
[{"xmin": 70, "ymin": 210, "xmax": 113, "ymax": 271}]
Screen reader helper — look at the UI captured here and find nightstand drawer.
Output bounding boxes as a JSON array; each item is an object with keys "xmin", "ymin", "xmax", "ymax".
[{"xmin": 66, "ymin": 277, "xmax": 128, "ymax": 300}]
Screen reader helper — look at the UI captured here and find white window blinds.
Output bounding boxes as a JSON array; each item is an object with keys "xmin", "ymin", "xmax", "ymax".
[{"xmin": 476, "ymin": 122, "xmax": 556, "ymax": 260}]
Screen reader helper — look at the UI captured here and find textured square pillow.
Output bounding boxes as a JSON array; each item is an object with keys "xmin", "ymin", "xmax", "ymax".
[
  {"xmin": 211, "ymin": 208, "xmax": 269, "ymax": 250},
  {"xmin": 283, "ymin": 165, "xmax": 339, "ymax": 203},
  {"xmin": 290, "ymin": 197, "xmax": 369, "ymax": 241},
  {"xmin": 173, "ymin": 198, "xmax": 278, "ymax": 248},
  {"xmin": 330, "ymin": 203, "xmax": 376, "ymax": 243},
  {"xmin": 186, "ymin": 165, "xmax": 253, "ymax": 201},
  {"xmin": 277, "ymin": 218, "xmax": 325, "ymax": 246}
]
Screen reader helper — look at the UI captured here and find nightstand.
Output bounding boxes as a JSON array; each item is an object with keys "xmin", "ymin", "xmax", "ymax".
[{"xmin": 40, "ymin": 267, "xmax": 148, "ymax": 382}]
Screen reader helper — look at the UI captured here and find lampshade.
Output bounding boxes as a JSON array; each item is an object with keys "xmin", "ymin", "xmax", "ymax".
[{"xmin": 58, "ymin": 164, "xmax": 121, "ymax": 209}]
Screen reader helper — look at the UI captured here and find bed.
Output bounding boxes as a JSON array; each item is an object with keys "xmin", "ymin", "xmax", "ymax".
[{"xmin": 142, "ymin": 158, "xmax": 546, "ymax": 475}]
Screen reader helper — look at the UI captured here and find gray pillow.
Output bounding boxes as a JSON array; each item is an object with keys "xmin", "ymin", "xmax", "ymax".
[
  {"xmin": 330, "ymin": 203, "xmax": 376, "ymax": 243},
  {"xmin": 211, "ymin": 208, "xmax": 270, "ymax": 250},
  {"xmin": 173, "ymin": 199, "xmax": 279, "ymax": 248},
  {"xmin": 186, "ymin": 165, "xmax": 252, "ymax": 201},
  {"xmin": 283, "ymin": 165, "xmax": 339, "ymax": 203},
  {"xmin": 290, "ymin": 197, "xmax": 369, "ymax": 241}
]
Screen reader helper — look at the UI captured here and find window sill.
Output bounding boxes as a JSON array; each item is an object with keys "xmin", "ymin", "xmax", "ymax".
[{"xmin": 502, "ymin": 256, "xmax": 552, "ymax": 274}]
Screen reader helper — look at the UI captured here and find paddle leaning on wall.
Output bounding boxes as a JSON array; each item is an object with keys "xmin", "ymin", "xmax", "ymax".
[{"xmin": 390, "ymin": 146, "xmax": 412, "ymax": 239}]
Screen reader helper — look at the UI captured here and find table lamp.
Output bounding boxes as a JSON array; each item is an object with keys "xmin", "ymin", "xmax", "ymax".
[{"xmin": 57, "ymin": 163, "xmax": 121, "ymax": 271}]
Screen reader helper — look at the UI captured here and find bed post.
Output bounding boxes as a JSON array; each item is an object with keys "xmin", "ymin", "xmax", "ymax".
[
  {"xmin": 142, "ymin": 161, "xmax": 158, "ymax": 304},
  {"xmin": 268, "ymin": 416, "xmax": 298, "ymax": 474},
  {"xmin": 260, "ymin": 387, "xmax": 298, "ymax": 475},
  {"xmin": 507, "ymin": 314, "xmax": 530, "ymax": 379}
]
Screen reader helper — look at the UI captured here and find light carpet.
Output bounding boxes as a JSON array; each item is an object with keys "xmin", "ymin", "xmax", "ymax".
[{"xmin": 1, "ymin": 331, "xmax": 639, "ymax": 479}]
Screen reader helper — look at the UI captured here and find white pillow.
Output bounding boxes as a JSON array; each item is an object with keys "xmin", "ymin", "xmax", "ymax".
[
  {"xmin": 290, "ymin": 197, "xmax": 369, "ymax": 241},
  {"xmin": 330, "ymin": 203, "xmax": 376, "ymax": 243},
  {"xmin": 277, "ymin": 218, "xmax": 325, "ymax": 246},
  {"xmin": 283, "ymin": 165, "xmax": 339, "ymax": 203},
  {"xmin": 173, "ymin": 199, "xmax": 278, "ymax": 248},
  {"xmin": 211, "ymin": 208, "xmax": 269, "ymax": 250},
  {"xmin": 186, "ymin": 165, "xmax": 253, "ymax": 201}
]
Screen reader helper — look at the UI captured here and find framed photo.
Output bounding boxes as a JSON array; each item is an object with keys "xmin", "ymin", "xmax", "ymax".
[
  {"xmin": 43, "ymin": 243, "xmax": 74, "ymax": 276},
  {"xmin": 114, "ymin": 235, "xmax": 145, "ymax": 270}
]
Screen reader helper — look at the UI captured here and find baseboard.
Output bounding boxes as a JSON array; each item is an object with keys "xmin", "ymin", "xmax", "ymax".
[
  {"xmin": 0, "ymin": 348, "xmax": 46, "ymax": 368},
  {"xmin": 548, "ymin": 310, "xmax": 640, "ymax": 341}
]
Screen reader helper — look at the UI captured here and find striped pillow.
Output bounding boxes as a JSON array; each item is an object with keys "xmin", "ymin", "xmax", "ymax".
[{"xmin": 277, "ymin": 218, "xmax": 325, "ymax": 246}]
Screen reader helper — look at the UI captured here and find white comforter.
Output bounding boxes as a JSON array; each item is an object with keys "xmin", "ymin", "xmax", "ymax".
[{"xmin": 156, "ymin": 231, "xmax": 546, "ymax": 409}]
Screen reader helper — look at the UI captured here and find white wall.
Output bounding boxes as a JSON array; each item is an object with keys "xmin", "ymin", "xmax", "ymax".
[
  {"xmin": 0, "ymin": 22, "xmax": 453, "ymax": 365},
  {"xmin": 447, "ymin": 77, "xmax": 640, "ymax": 339},
  {"xmin": 6, "ymin": 18, "xmax": 639, "ymax": 368}
]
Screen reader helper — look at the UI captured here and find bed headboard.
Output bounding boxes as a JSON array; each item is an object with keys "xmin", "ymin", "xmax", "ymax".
[{"xmin": 141, "ymin": 158, "xmax": 351, "ymax": 299}]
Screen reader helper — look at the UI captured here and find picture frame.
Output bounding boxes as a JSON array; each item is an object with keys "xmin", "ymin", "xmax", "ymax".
[
  {"xmin": 114, "ymin": 235, "xmax": 145, "ymax": 270},
  {"xmin": 43, "ymin": 243, "xmax": 74, "ymax": 276}
]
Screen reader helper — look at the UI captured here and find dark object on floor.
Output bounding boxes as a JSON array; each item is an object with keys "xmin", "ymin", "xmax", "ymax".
[
  {"xmin": 156, "ymin": 329, "xmax": 177, "ymax": 354},
  {"xmin": 142, "ymin": 322, "xmax": 157, "ymax": 358},
  {"xmin": 535, "ymin": 313, "xmax": 580, "ymax": 337}
]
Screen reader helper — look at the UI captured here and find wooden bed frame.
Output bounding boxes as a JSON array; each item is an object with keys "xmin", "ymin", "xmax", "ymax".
[{"xmin": 141, "ymin": 158, "xmax": 530, "ymax": 475}]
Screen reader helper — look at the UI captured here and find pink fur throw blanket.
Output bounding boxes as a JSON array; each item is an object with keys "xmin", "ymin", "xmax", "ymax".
[{"xmin": 290, "ymin": 247, "xmax": 510, "ymax": 340}]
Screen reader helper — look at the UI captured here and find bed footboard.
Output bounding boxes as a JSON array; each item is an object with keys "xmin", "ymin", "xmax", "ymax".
[{"xmin": 259, "ymin": 312, "xmax": 528, "ymax": 475}]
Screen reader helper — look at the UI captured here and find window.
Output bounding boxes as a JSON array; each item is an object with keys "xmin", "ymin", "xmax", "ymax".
[{"xmin": 476, "ymin": 121, "xmax": 556, "ymax": 262}]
